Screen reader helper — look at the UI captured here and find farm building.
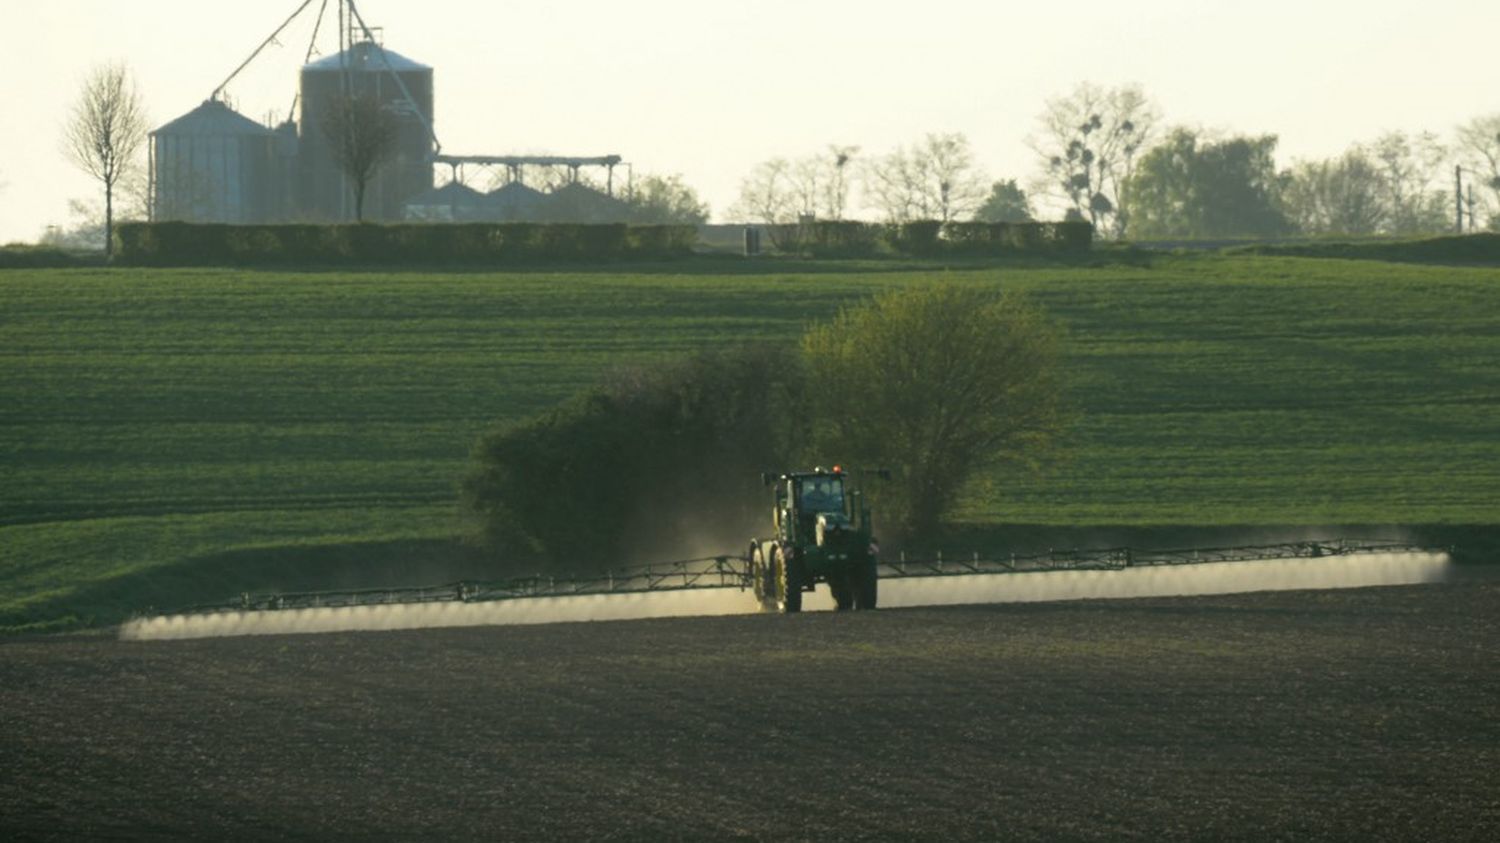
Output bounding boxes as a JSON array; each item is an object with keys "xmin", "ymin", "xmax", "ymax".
[{"xmin": 149, "ymin": 14, "xmax": 628, "ymax": 225}]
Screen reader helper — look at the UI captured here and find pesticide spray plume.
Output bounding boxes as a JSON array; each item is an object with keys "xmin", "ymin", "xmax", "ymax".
[
  {"xmin": 878, "ymin": 551, "xmax": 1451, "ymax": 609},
  {"xmin": 120, "ymin": 587, "xmax": 760, "ymax": 642},
  {"xmin": 120, "ymin": 548, "xmax": 1453, "ymax": 642}
]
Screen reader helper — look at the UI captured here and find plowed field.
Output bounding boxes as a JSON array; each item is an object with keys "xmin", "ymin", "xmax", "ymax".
[{"xmin": 4, "ymin": 583, "xmax": 1499, "ymax": 840}]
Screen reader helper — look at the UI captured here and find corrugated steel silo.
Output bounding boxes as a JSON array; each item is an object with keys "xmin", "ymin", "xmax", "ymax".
[
  {"xmin": 150, "ymin": 100, "xmax": 275, "ymax": 223},
  {"xmin": 299, "ymin": 41, "xmax": 434, "ymax": 221}
]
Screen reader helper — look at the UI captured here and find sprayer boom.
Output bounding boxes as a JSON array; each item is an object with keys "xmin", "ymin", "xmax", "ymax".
[{"xmin": 129, "ymin": 538, "xmax": 1442, "ymax": 630}]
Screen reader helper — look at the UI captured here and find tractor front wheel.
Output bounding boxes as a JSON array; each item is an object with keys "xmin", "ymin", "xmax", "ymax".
[{"xmin": 828, "ymin": 570, "xmax": 854, "ymax": 611}]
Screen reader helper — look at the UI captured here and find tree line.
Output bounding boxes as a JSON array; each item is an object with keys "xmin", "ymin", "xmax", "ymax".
[
  {"xmin": 57, "ymin": 65, "xmax": 1500, "ymax": 248},
  {"xmin": 732, "ymin": 82, "xmax": 1500, "ymax": 240}
]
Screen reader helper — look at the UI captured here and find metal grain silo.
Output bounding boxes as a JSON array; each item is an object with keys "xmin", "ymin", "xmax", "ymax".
[
  {"xmin": 299, "ymin": 40, "xmax": 435, "ymax": 221},
  {"xmin": 149, "ymin": 100, "xmax": 274, "ymax": 223}
]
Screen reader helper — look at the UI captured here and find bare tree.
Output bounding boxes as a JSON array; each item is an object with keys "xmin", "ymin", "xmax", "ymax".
[
  {"xmin": 1281, "ymin": 150, "xmax": 1385, "ymax": 236},
  {"xmin": 62, "ymin": 63, "xmax": 147, "ymax": 256},
  {"xmin": 1369, "ymin": 131, "xmax": 1450, "ymax": 235},
  {"xmin": 322, "ymin": 94, "xmax": 400, "ymax": 222},
  {"xmin": 731, "ymin": 158, "xmax": 797, "ymax": 225},
  {"xmin": 788, "ymin": 156, "xmax": 826, "ymax": 220},
  {"xmin": 1455, "ymin": 114, "xmax": 1500, "ymax": 229},
  {"xmin": 863, "ymin": 146, "xmax": 923, "ymax": 223},
  {"xmin": 822, "ymin": 145, "xmax": 860, "ymax": 221},
  {"xmin": 865, "ymin": 133, "xmax": 987, "ymax": 223},
  {"xmin": 1030, "ymin": 82, "xmax": 1157, "ymax": 238},
  {"xmin": 733, "ymin": 145, "xmax": 864, "ymax": 228}
]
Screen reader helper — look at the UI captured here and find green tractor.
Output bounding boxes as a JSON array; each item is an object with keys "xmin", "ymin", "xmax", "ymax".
[{"xmin": 748, "ymin": 466, "xmax": 886, "ymax": 613}]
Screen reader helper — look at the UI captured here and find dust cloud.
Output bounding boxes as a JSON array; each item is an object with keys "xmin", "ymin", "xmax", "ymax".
[{"xmin": 120, "ymin": 551, "xmax": 1451, "ymax": 641}]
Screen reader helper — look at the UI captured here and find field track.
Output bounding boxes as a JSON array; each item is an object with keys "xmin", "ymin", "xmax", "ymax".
[{"xmin": 4, "ymin": 581, "xmax": 1498, "ymax": 840}]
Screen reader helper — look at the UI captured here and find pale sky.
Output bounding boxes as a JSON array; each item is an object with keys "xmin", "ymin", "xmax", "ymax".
[{"xmin": 1, "ymin": 0, "xmax": 1495, "ymax": 242}]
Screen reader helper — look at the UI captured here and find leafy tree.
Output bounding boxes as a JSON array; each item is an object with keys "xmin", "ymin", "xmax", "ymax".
[
  {"xmin": 1123, "ymin": 129, "xmax": 1291, "ymax": 239},
  {"xmin": 624, "ymin": 173, "xmax": 709, "ymax": 224},
  {"xmin": 1031, "ymin": 82, "xmax": 1157, "ymax": 238},
  {"xmin": 322, "ymin": 94, "xmax": 400, "ymax": 222},
  {"xmin": 62, "ymin": 63, "xmax": 147, "ymax": 257},
  {"xmin": 865, "ymin": 133, "xmax": 988, "ymax": 223},
  {"xmin": 801, "ymin": 283, "xmax": 1070, "ymax": 541},
  {"xmin": 973, "ymin": 179, "xmax": 1034, "ymax": 223}
]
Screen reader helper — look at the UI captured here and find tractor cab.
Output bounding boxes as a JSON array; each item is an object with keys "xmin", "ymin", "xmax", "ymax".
[
  {"xmin": 797, "ymin": 473, "xmax": 845, "ymax": 514},
  {"xmin": 773, "ymin": 467, "xmax": 848, "ymax": 543}
]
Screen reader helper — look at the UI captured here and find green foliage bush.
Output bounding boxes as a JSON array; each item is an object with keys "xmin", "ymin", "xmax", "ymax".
[
  {"xmin": 0, "ymin": 244, "xmax": 98, "ymax": 268},
  {"xmin": 624, "ymin": 224, "xmax": 697, "ymax": 256},
  {"xmin": 802, "ymin": 284, "xmax": 1070, "ymax": 539},
  {"xmin": 113, "ymin": 222, "xmax": 697, "ymax": 266},
  {"xmin": 462, "ymin": 345, "xmax": 806, "ymax": 569},
  {"xmin": 803, "ymin": 221, "xmax": 886, "ymax": 257},
  {"xmin": 757, "ymin": 220, "xmax": 1093, "ymax": 257},
  {"xmin": 940, "ymin": 221, "xmax": 1095, "ymax": 255},
  {"xmin": 894, "ymin": 220, "xmax": 945, "ymax": 256}
]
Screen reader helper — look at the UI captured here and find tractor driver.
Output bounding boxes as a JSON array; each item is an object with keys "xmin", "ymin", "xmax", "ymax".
[{"xmin": 801, "ymin": 477, "xmax": 844, "ymax": 512}]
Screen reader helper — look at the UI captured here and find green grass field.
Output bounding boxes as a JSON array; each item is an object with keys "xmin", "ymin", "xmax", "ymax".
[{"xmin": 3, "ymin": 254, "xmax": 1498, "ymax": 630}]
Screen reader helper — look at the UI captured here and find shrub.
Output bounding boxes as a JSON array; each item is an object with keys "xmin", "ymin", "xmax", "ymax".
[
  {"xmin": 0, "ymin": 244, "xmax": 98, "ymax": 268},
  {"xmin": 1049, "ymin": 221, "xmax": 1094, "ymax": 252},
  {"xmin": 112, "ymin": 222, "xmax": 697, "ymax": 266},
  {"xmin": 462, "ymin": 344, "xmax": 806, "ymax": 569},
  {"xmin": 804, "ymin": 221, "xmax": 884, "ymax": 257},
  {"xmin": 893, "ymin": 220, "xmax": 944, "ymax": 256}
]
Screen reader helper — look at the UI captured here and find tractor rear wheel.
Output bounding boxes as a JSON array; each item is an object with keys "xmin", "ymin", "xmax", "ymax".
[
  {"xmin": 776, "ymin": 547, "xmax": 802, "ymax": 614},
  {"xmin": 853, "ymin": 557, "xmax": 878, "ymax": 610},
  {"xmin": 751, "ymin": 544, "xmax": 775, "ymax": 612}
]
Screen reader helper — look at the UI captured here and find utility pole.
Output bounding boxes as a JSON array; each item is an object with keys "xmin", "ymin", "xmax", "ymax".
[{"xmin": 1455, "ymin": 165, "xmax": 1464, "ymax": 234}]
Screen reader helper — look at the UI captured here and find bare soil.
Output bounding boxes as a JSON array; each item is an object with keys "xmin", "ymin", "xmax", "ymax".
[{"xmin": 3, "ymin": 583, "xmax": 1498, "ymax": 841}]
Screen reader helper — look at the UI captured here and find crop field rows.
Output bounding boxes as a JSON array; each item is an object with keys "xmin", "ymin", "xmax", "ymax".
[{"xmin": 2, "ymin": 255, "xmax": 1498, "ymax": 629}]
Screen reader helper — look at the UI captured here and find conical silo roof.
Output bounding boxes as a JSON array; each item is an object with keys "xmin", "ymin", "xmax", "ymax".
[
  {"xmin": 303, "ymin": 41, "xmax": 430, "ymax": 73},
  {"xmin": 408, "ymin": 181, "xmax": 486, "ymax": 206},
  {"xmin": 153, "ymin": 99, "xmax": 269, "ymax": 137},
  {"xmin": 488, "ymin": 182, "xmax": 546, "ymax": 204}
]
